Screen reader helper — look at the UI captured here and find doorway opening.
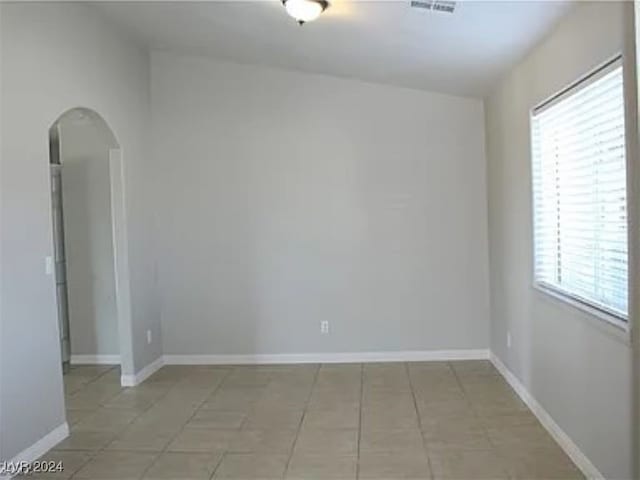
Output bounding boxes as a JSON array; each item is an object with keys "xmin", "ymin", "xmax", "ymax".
[{"xmin": 49, "ymin": 108, "xmax": 130, "ymax": 382}]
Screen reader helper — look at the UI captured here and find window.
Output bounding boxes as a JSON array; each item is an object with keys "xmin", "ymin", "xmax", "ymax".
[{"xmin": 531, "ymin": 57, "xmax": 628, "ymax": 323}]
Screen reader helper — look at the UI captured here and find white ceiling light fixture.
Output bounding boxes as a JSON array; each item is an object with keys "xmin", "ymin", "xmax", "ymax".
[{"xmin": 282, "ymin": 0, "xmax": 329, "ymax": 25}]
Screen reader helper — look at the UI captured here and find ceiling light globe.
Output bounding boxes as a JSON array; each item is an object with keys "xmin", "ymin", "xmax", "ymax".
[{"xmin": 284, "ymin": 0, "xmax": 327, "ymax": 24}]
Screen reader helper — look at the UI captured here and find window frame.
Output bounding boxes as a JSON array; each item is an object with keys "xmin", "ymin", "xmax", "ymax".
[{"xmin": 529, "ymin": 54, "xmax": 630, "ymax": 332}]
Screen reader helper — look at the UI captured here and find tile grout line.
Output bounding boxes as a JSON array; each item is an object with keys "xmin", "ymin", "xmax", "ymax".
[
  {"xmin": 449, "ymin": 362, "xmax": 498, "ymax": 444},
  {"xmin": 282, "ymin": 363, "xmax": 321, "ymax": 480},
  {"xmin": 405, "ymin": 361, "xmax": 434, "ymax": 479},
  {"xmin": 448, "ymin": 361, "xmax": 478, "ymax": 414},
  {"xmin": 169, "ymin": 367, "xmax": 235, "ymax": 480},
  {"xmin": 61, "ymin": 361, "xmax": 542, "ymax": 480},
  {"xmin": 449, "ymin": 361, "xmax": 512, "ymax": 479},
  {"xmin": 150, "ymin": 366, "xmax": 233, "ymax": 479},
  {"xmin": 69, "ymin": 366, "xmax": 234, "ymax": 480},
  {"xmin": 68, "ymin": 365, "xmax": 118, "ymax": 393},
  {"xmin": 105, "ymin": 369, "xmax": 205, "ymax": 454},
  {"xmin": 65, "ymin": 365, "xmax": 121, "ymax": 402},
  {"xmin": 355, "ymin": 362, "xmax": 364, "ymax": 480},
  {"xmin": 66, "ymin": 365, "xmax": 175, "ymax": 479},
  {"xmin": 60, "ymin": 365, "xmax": 119, "ymax": 479}
]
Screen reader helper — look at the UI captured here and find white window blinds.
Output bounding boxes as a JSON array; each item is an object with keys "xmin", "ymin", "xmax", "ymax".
[{"xmin": 531, "ymin": 58, "xmax": 628, "ymax": 321}]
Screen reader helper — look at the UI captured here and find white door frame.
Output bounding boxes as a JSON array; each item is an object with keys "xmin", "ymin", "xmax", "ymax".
[{"xmin": 628, "ymin": 3, "xmax": 640, "ymax": 478}]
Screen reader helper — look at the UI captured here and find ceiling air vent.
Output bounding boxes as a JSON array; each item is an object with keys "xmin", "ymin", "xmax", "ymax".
[{"xmin": 410, "ymin": 0, "xmax": 456, "ymax": 13}]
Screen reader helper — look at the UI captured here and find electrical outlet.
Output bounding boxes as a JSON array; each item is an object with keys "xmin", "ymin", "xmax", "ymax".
[
  {"xmin": 147, "ymin": 330, "xmax": 152, "ymax": 344},
  {"xmin": 507, "ymin": 331, "xmax": 512, "ymax": 349},
  {"xmin": 45, "ymin": 256, "xmax": 54, "ymax": 276},
  {"xmin": 320, "ymin": 321, "xmax": 329, "ymax": 334}
]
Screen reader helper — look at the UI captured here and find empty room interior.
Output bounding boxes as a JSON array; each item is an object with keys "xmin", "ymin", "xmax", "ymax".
[{"xmin": 1, "ymin": 0, "xmax": 640, "ymax": 479}]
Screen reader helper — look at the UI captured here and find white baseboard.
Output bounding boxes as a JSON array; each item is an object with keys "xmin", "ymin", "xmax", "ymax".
[
  {"xmin": 70, "ymin": 354, "xmax": 120, "ymax": 365},
  {"xmin": 0, "ymin": 423, "xmax": 69, "ymax": 479},
  {"xmin": 120, "ymin": 356, "xmax": 164, "ymax": 387},
  {"xmin": 489, "ymin": 352, "xmax": 604, "ymax": 480},
  {"xmin": 164, "ymin": 349, "xmax": 489, "ymax": 365},
  {"xmin": 117, "ymin": 350, "xmax": 487, "ymax": 387}
]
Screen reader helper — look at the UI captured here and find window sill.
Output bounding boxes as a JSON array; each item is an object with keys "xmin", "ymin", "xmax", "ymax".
[{"xmin": 532, "ymin": 283, "xmax": 631, "ymax": 345}]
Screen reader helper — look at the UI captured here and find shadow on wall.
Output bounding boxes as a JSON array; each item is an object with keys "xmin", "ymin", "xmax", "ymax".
[{"xmin": 49, "ymin": 108, "xmax": 121, "ymax": 366}]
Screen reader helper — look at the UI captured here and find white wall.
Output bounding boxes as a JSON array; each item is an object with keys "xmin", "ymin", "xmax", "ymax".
[
  {"xmin": 484, "ymin": 2, "xmax": 634, "ymax": 478},
  {"xmin": 152, "ymin": 52, "xmax": 490, "ymax": 357},
  {"xmin": 0, "ymin": 2, "xmax": 160, "ymax": 462},
  {"xmin": 58, "ymin": 116, "xmax": 119, "ymax": 357}
]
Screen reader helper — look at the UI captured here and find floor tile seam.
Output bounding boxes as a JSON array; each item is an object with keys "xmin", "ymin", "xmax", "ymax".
[
  {"xmin": 126, "ymin": 367, "xmax": 236, "ymax": 480},
  {"xmin": 71, "ymin": 367, "xmax": 126, "ymax": 404},
  {"xmin": 90, "ymin": 394, "xmax": 169, "ymax": 457},
  {"xmin": 82, "ymin": 365, "xmax": 119, "ymax": 389},
  {"xmin": 447, "ymin": 361, "xmax": 511, "ymax": 475},
  {"xmin": 448, "ymin": 363, "xmax": 490, "ymax": 425},
  {"xmin": 405, "ymin": 362, "xmax": 434, "ymax": 480},
  {"xmin": 64, "ymin": 379, "xmax": 185, "ymax": 480},
  {"xmin": 71, "ymin": 374, "xmax": 180, "ymax": 436},
  {"xmin": 167, "ymin": 365, "xmax": 237, "ymax": 480},
  {"xmin": 355, "ymin": 363, "xmax": 365, "ymax": 480},
  {"xmin": 53, "ymin": 448, "xmax": 94, "ymax": 480},
  {"xmin": 282, "ymin": 364, "xmax": 321, "ymax": 479}
]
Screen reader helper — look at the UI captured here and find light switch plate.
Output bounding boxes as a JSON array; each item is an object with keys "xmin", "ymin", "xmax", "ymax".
[{"xmin": 45, "ymin": 256, "xmax": 54, "ymax": 276}]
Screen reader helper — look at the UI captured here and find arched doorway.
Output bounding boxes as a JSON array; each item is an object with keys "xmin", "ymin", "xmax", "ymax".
[{"xmin": 49, "ymin": 107, "xmax": 133, "ymax": 385}]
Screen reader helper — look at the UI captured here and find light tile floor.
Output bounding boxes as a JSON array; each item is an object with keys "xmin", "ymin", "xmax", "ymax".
[{"xmin": 26, "ymin": 361, "xmax": 584, "ymax": 479}]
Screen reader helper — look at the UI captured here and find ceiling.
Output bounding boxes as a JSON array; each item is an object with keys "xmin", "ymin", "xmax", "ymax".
[{"xmin": 96, "ymin": 0, "xmax": 573, "ymax": 97}]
